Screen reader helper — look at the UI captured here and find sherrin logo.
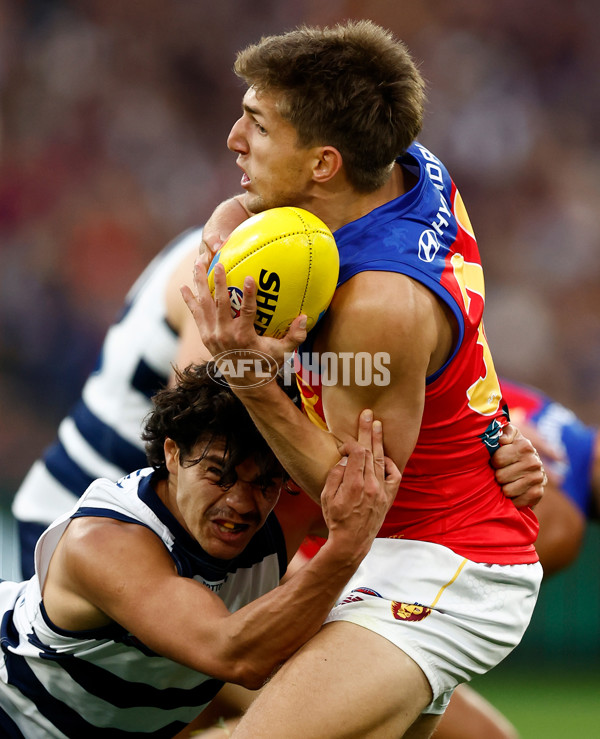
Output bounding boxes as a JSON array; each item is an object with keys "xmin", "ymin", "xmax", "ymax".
[
  {"xmin": 254, "ymin": 269, "xmax": 280, "ymax": 335},
  {"xmin": 391, "ymin": 602, "xmax": 432, "ymax": 622}
]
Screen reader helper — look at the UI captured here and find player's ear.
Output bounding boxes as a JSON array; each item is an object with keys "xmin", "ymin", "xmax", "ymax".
[
  {"xmin": 312, "ymin": 145, "xmax": 343, "ymax": 183},
  {"xmin": 164, "ymin": 438, "xmax": 181, "ymax": 473}
]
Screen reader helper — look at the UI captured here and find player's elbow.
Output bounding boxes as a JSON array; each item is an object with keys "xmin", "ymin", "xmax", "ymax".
[
  {"xmin": 226, "ymin": 658, "xmax": 275, "ymax": 691},
  {"xmin": 535, "ymin": 492, "xmax": 586, "ymax": 576}
]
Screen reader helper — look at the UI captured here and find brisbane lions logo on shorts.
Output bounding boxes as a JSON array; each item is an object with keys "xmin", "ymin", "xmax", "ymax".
[{"xmin": 391, "ymin": 602, "xmax": 432, "ymax": 622}]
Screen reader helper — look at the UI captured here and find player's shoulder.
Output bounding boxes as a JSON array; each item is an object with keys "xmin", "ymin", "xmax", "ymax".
[
  {"xmin": 332, "ymin": 270, "xmax": 438, "ymax": 326},
  {"xmin": 322, "ymin": 270, "xmax": 450, "ymax": 370},
  {"xmin": 62, "ymin": 514, "xmax": 171, "ymax": 581}
]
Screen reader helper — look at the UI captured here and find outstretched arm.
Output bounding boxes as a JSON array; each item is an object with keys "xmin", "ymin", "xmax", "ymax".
[{"xmin": 42, "ymin": 413, "xmax": 400, "ymax": 690}]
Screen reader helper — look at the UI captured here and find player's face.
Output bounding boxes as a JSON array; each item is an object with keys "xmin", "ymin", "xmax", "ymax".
[
  {"xmin": 227, "ymin": 86, "xmax": 318, "ymax": 213},
  {"xmin": 164, "ymin": 439, "xmax": 282, "ymax": 560}
]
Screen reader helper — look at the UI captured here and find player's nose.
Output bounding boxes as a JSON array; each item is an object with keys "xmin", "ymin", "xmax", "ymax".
[
  {"xmin": 227, "ymin": 116, "xmax": 248, "ymax": 154},
  {"xmin": 223, "ymin": 479, "xmax": 259, "ymax": 514}
]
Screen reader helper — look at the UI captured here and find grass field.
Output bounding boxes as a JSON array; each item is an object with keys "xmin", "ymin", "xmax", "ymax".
[
  {"xmin": 472, "ymin": 528, "xmax": 600, "ymax": 738},
  {"xmin": 471, "ymin": 661, "xmax": 600, "ymax": 738}
]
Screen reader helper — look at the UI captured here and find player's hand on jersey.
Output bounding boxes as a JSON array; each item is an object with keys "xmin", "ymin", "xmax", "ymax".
[
  {"xmin": 492, "ymin": 422, "xmax": 549, "ymax": 508},
  {"xmin": 507, "ymin": 410, "xmax": 565, "ymax": 487},
  {"xmin": 200, "ymin": 195, "xmax": 252, "ymax": 267},
  {"xmin": 320, "ymin": 410, "xmax": 401, "ymax": 563},
  {"xmin": 181, "ymin": 259, "xmax": 307, "ymax": 383}
]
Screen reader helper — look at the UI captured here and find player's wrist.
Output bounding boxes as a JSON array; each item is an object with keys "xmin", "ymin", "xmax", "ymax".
[
  {"xmin": 216, "ymin": 364, "xmax": 281, "ymax": 397},
  {"xmin": 317, "ymin": 535, "xmax": 371, "ymax": 573}
]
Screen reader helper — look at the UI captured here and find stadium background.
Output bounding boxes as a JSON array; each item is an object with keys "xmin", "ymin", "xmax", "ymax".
[{"xmin": 0, "ymin": 2, "xmax": 598, "ymax": 736}]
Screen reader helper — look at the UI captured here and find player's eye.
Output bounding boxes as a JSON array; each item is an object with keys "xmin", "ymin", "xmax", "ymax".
[
  {"xmin": 255, "ymin": 479, "xmax": 281, "ymax": 498},
  {"xmin": 206, "ymin": 466, "xmax": 224, "ymax": 479}
]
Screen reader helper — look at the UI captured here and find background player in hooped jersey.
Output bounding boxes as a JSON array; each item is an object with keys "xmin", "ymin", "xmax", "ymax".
[
  {"xmin": 10, "ymin": 226, "xmax": 210, "ymax": 579},
  {"xmin": 182, "ymin": 20, "xmax": 544, "ymax": 739}
]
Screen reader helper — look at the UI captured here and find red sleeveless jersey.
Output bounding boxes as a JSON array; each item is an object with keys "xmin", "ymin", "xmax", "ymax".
[{"xmin": 297, "ymin": 144, "xmax": 538, "ymax": 564}]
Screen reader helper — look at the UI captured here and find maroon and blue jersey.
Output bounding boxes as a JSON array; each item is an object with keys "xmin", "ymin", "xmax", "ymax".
[
  {"xmin": 501, "ymin": 378, "xmax": 598, "ymax": 518},
  {"xmin": 298, "ymin": 143, "xmax": 538, "ymax": 564}
]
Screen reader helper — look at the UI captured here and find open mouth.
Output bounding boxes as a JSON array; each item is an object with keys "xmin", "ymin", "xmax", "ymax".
[
  {"xmin": 215, "ymin": 520, "xmax": 250, "ymax": 535},
  {"xmin": 241, "ymin": 172, "xmax": 251, "ymax": 187}
]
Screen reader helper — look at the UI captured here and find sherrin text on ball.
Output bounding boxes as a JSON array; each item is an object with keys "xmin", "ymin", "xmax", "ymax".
[{"xmin": 207, "ymin": 207, "xmax": 339, "ymax": 338}]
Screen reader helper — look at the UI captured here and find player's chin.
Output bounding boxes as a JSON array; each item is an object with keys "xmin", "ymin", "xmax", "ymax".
[
  {"xmin": 244, "ymin": 195, "xmax": 269, "ymax": 214},
  {"xmin": 246, "ymin": 191, "xmax": 292, "ymax": 214}
]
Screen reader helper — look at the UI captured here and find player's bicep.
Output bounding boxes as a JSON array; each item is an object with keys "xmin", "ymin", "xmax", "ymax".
[
  {"xmin": 317, "ymin": 275, "xmax": 433, "ymax": 472},
  {"xmin": 321, "ymin": 372, "xmax": 423, "ymax": 475},
  {"xmin": 56, "ymin": 519, "xmax": 235, "ymax": 673}
]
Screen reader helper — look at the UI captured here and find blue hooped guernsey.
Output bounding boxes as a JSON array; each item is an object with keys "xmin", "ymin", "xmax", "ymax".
[
  {"xmin": 11, "ymin": 228, "xmax": 203, "ymax": 533},
  {"xmin": 0, "ymin": 469, "xmax": 287, "ymax": 738},
  {"xmin": 298, "ymin": 142, "xmax": 539, "ymax": 564}
]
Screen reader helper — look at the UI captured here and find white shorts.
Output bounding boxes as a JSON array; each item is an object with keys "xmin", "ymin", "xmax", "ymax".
[{"xmin": 324, "ymin": 538, "xmax": 542, "ymax": 714}]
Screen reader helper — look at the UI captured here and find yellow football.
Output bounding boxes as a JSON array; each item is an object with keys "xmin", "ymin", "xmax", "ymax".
[{"xmin": 207, "ymin": 207, "xmax": 339, "ymax": 338}]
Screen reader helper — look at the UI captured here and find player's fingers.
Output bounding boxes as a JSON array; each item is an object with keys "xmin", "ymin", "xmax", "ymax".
[
  {"xmin": 181, "ymin": 260, "xmax": 216, "ymax": 327},
  {"xmin": 197, "ymin": 246, "xmax": 215, "ymax": 271},
  {"xmin": 180, "ymin": 283, "xmax": 200, "ymax": 315},
  {"xmin": 210, "ymin": 262, "xmax": 236, "ymax": 323},
  {"xmin": 498, "ymin": 422, "xmax": 517, "ymax": 445},
  {"xmin": 383, "ymin": 456, "xmax": 402, "ymax": 491},
  {"xmin": 320, "ymin": 456, "xmax": 348, "ymax": 500},
  {"xmin": 281, "ymin": 314, "xmax": 308, "ymax": 352},
  {"xmin": 335, "ymin": 441, "xmax": 367, "ymax": 488},
  {"xmin": 501, "ymin": 478, "xmax": 545, "ymax": 508},
  {"xmin": 371, "ymin": 419, "xmax": 386, "ymax": 484},
  {"xmin": 237, "ymin": 275, "xmax": 258, "ymax": 329},
  {"xmin": 191, "ymin": 259, "xmax": 217, "ymax": 309},
  {"xmin": 356, "ymin": 409, "xmax": 374, "ymax": 450}
]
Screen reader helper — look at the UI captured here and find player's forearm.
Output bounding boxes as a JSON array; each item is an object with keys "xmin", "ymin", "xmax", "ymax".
[
  {"xmin": 234, "ymin": 380, "xmax": 340, "ymax": 502},
  {"xmin": 216, "ymin": 539, "xmax": 362, "ymax": 689}
]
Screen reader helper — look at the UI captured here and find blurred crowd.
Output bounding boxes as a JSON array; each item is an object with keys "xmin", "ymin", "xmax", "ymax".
[{"xmin": 1, "ymin": 0, "xmax": 599, "ymax": 492}]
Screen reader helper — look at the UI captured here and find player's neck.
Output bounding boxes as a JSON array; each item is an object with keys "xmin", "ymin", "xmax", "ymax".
[{"xmin": 311, "ymin": 162, "xmax": 415, "ymax": 232}]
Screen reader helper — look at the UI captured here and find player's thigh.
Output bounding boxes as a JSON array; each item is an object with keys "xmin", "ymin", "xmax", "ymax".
[{"xmin": 231, "ymin": 620, "xmax": 433, "ymax": 739}]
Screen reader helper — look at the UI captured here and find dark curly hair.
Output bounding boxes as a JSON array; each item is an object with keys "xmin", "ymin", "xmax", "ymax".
[{"xmin": 142, "ymin": 362, "xmax": 290, "ymax": 489}]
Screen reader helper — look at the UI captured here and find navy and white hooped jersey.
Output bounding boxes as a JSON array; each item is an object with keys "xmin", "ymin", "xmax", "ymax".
[
  {"xmin": 12, "ymin": 228, "xmax": 204, "ymax": 529},
  {"xmin": 0, "ymin": 468, "xmax": 287, "ymax": 738}
]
